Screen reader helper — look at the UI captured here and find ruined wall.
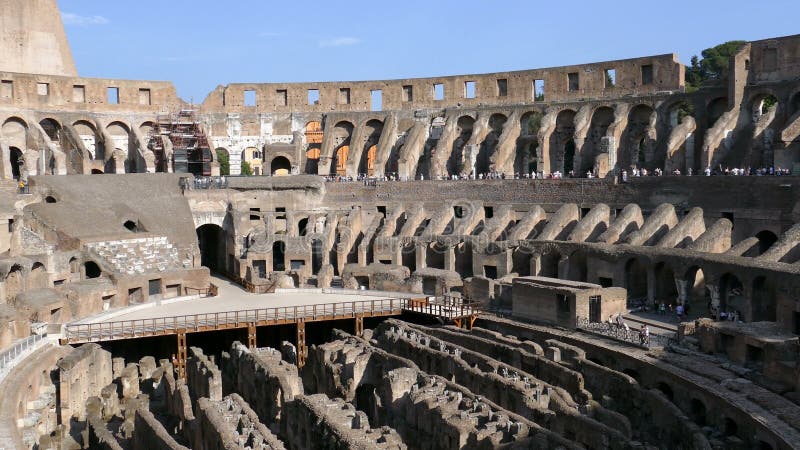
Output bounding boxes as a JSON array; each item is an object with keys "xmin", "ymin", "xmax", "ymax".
[
  {"xmin": 56, "ymin": 343, "xmax": 113, "ymax": 423},
  {"xmin": 0, "ymin": 0, "xmax": 77, "ymax": 76},
  {"xmin": 194, "ymin": 394, "xmax": 286, "ymax": 450}
]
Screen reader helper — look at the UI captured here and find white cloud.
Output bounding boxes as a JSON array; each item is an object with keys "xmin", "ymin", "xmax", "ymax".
[
  {"xmin": 61, "ymin": 12, "xmax": 110, "ymax": 26},
  {"xmin": 319, "ymin": 37, "xmax": 361, "ymax": 48}
]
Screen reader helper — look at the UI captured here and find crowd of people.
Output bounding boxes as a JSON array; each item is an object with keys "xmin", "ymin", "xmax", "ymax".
[
  {"xmin": 606, "ymin": 313, "xmax": 651, "ymax": 346},
  {"xmin": 321, "ymin": 165, "xmax": 796, "ymax": 184}
]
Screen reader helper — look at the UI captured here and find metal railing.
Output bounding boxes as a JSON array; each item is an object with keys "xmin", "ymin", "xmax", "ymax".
[
  {"xmin": 0, "ymin": 333, "xmax": 49, "ymax": 382},
  {"xmin": 576, "ymin": 317, "xmax": 676, "ymax": 349},
  {"xmin": 64, "ymin": 297, "xmax": 481, "ymax": 343}
]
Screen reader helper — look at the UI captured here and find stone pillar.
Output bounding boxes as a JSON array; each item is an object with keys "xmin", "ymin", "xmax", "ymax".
[
  {"xmin": 675, "ymin": 278, "xmax": 688, "ymax": 305},
  {"xmin": 444, "ymin": 245, "xmax": 456, "ymax": 272},
  {"xmin": 530, "ymin": 253, "xmax": 541, "ymax": 277},
  {"xmin": 415, "ymin": 243, "xmax": 427, "ymax": 270},
  {"xmin": 647, "ymin": 267, "xmax": 656, "ymax": 305},
  {"xmin": 708, "ymin": 284, "xmax": 721, "ymax": 314}
]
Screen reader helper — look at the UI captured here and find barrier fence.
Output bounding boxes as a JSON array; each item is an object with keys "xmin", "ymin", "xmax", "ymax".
[{"xmin": 576, "ymin": 317, "xmax": 677, "ymax": 349}]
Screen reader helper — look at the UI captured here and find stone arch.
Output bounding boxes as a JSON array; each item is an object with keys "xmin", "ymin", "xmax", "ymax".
[
  {"xmin": 755, "ymin": 230, "xmax": 778, "ymax": 255},
  {"xmin": 684, "ymin": 266, "xmax": 708, "ymax": 313},
  {"xmin": 549, "ymin": 109, "xmax": 576, "ymax": 174},
  {"xmin": 39, "ymin": 118, "xmax": 61, "ymax": 142},
  {"xmin": 271, "ymin": 156, "xmax": 291, "ymax": 176},
  {"xmin": 139, "ymin": 121, "xmax": 156, "ymax": 137},
  {"xmin": 9, "ymin": 146, "xmax": 23, "ymax": 180},
  {"xmin": 515, "ymin": 111, "xmax": 543, "ymax": 175},
  {"xmin": 689, "ymin": 398, "xmax": 707, "ymax": 426},
  {"xmin": 331, "ymin": 121, "xmax": 354, "ymax": 176},
  {"xmin": 357, "ymin": 119, "xmax": 383, "ymax": 176},
  {"xmin": 748, "ymin": 91, "xmax": 779, "ymax": 119},
  {"xmin": 621, "ymin": 104, "xmax": 656, "ymax": 170},
  {"xmin": 656, "ymin": 382, "xmax": 674, "ymax": 402},
  {"xmin": 719, "ymin": 272, "xmax": 744, "ymax": 314},
  {"xmin": 298, "ymin": 218, "xmax": 309, "ymax": 237},
  {"xmin": 706, "ymin": 97, "xmax": 728, "ymax": 128},
  {"xmin": 84, "ymin": 261, "xmax": 102, "ymax": 279},
  {"xmin": 73, "ymin": 120, "xmax": 103, "ymax": 160},
  {"xmin": 566, "ymin": 251, "xmax": 588, "ymax": 282},
  {"xmin": 653, "ymin": 261, "xmax": 678, "ymax": 305},
  {"xmin": 581, "ymin": 106, "xmax": 614, "ymax": 174},
  {"xmin": 29, "ymin": 262, "xmax": 48, "ymax": 289},
  {"xmin": 624, "ymin": 258, "xmax": 647, "ymax": 300},
  {"xmin": 69, "ymin": 257, "xmax": 80, "ymax": 274},
  {"xmin": 475, "ymin": 113, "xmax": 507, "ymax": 175},
  {"xmin": 197, "ymin": 224, "xmax": 226, "ymax": 273},
  {"xmin": 215, "ymin": 148, "xmax": 230, "ymax": 175},
  {"xmin": 539, "ymin": 250, "xmax": 561, "ymax": 278},
  {"xmin": 447, "ymin": 115, "xmax": 475, "ymax": 176},
  {"xmin": 106, "ymin": 121, "xmax": 130, "ymax": 156},
  {"xmin": 2, "ymin": 117, "xmax": 28, "ymax": 153},
  {"xmin": 272, "ymin": 240, "xmax": 286, "ymax": 272},
  {"xmin": 305, "ymin": 121, "xmax": 323, "ymax": 174}
]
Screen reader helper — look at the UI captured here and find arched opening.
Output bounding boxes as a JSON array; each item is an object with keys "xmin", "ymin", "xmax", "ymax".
[
  {"xmin": 790, "ymin": 92, "xmax": 800, "ymax": 116},
  {"xmin": 298, "ymin": 218, "xmax": 309, "ymax": 237},
  {"xmin": 10, "ymin": 147, "xmax": 23, "ymax": 180},
  {"xmin": 39, "ymin": 118, "xmax": 61, "ymax": 142},
  {"xmin": 272, "ymin": 241, "xmax": 286, "ymax": 272},
  {"xmin": 73, "ymin": 120, "xmax": 103, "ymax": 160},
  {"xmin": 707, "ymin": 97, "xmax": 728, "ymax": 128},
  {"xmin": 622, "ymin": 104, "xmax": 656, "ymax": 170},
  {"xmin": 106, "ymin": 122, "xmax": 130, "ymax": 155},
  {"xmin": 44, "ymin": 196, "xmax": 57, "ymax": 204},
  {"xmin": 567, "ymin": 252, "xmax": 587, "ymax": 282},
  {"xmin": 685, "ymin": 266, "xmax": 708, "ymax": 314},
  {"xmin": 690, "ymin": 399, "xmax": 707, "ymax": 426},
  {"xmin": 550, "ymin": 110, "xmax": 575, "ymax": 175},
  {"xmin": 354, "ymin": 383, "xmax": 381, "ymax": 426},
  {"xmin": 564, "ymin": 140, "xmax": 575, "ymax": 175},
  {"xmin": 625, "ymin": 258, "xmax": 648, "ymax": 300},
  {"xmin": 311, "ymin": 239, "xmax": 323, "ymax": 275},
  {"xmin": 69, "ymin": 257, "xmax": 80, "ymax": 274},
  {"xmin": 751, "ymin": 276, "xmax": 776, "ymax": 322},
  {"xmin": 197, "ymin": 224, "xmax": 226, "ymax": 273},
  {"xmin": 426, "ymin": 243, "xmax": 446, "ymax": 270},
  {"xmin": 84, "ymin": 261, "xmax": 101, "ymax": 279},
  {"xmin": 539, "ymin": 251, "xmax": 561, "ymax": 278},
  {"xmin": 755, "ymin": 230, "xmax": 778, "ymax": 255},
  {"xmin": 448, "ymin": 116, "xmax": 475, "ymax": 176},
  {"xmin": 654, "ymin": 262, "xmax": 678, "ymax": 305},
  {"xmin": 30, "ymin": 262, "xmax": 48, "ymax": 289},
  {"xmin": 475, "ymin": 114, "xmax": 507, "ymax": 176},
  {"xmin": 305, "ymin": 121, "xmax": 323, "ymax": 174},
  {"xmin": 582, "ymin": 106, "xmax": 614, "ymax": 173},
  {"xmin": 271, "ymin": 156, "xmax": 291, "ymax": 176},
  {"xmin": 656, "ymin": 382, "xmax": 674, "ymax": 402},
  {"xmin": 724, "ymin": 417, "xmax": 738, "ymax": 437},
  {"xmin": 91, "ymin": 169, "xmax": 104, "ymax": 175},
  {"xmin": 358, "ymin": 120, "xmax": 383, "ymax": 176},
  {"xmin": 515, "ymin": 111, "xmax": 543, "ymax": 176},
  {"xmin": 215, "ymin": 148, "xmax": 230, "ymax": 176},
  {"xmin": 331, "ymin": 121, "xmax": 354, "ymax": 176},
  {"xmin": 719, "ymin": 273, "xmax": 744, "ymax": 314},
  {"xmin": 305, "ymin": 147, "xmax": 320, "ymax": 174},
  {"xmin": 5, "ymin": 264, "xmax": 23, "ymax": 301},
  {"xmin": 752, "ymin": 94, "xmax": 778, "ymax": 118},
  {"xmin": 124, "ymin": 220, "xmax": 138, "ymax": 232}
]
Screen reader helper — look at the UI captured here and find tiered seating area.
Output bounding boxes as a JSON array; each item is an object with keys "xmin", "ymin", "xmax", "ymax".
[{"xmin": 85, "ymin": 237, "xmax": 189, "ymax": 275}]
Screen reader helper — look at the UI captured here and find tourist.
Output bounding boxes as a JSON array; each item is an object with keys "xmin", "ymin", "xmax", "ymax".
[{"xmin": 676, "ymin": 303, "xmax": 684, "ymax": 321}]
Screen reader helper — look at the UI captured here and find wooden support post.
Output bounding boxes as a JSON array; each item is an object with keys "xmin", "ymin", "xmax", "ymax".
[
  {"xmin": 467, "ymin": 315, "xmax": 478, "ymax": 330},
  {"xmin": 247, "ymin": 322, "xmax": 257, "ymax": 349},
  {"xmin": 355, "ymin": 314, "xmax": 364, "ymax": 337},
  {"xmin": 296, "ymin": 319, "xmax": 307, "ymax": 368},
  {"xmin": 176, "ymin": 330, "xmax": 187, "ymax": 380},
  {"xmin": 453, "ymin": 318, "xmax": 463, "ymax": 329}
]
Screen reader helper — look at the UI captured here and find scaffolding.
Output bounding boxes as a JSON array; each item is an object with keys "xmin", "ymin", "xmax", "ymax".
[{"xmin": 148, "ymin": 110, "xmax": 212, "ymax": 176}]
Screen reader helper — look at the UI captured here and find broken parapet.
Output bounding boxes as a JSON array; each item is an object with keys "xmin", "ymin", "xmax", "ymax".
[
  {"xmin": 85, "ymin": 402, "xmax": 124, "ymax": 450},
  {"xmin": 194, "ymin": 394, "xmax": 286, "ymax": 450},
  {"xmin": 383, "ymin": 368, "xmax": 535, "ymax": 449},
  {"xmin": 283, "ymin": 394, "xmax": 406, "ymax": 450},
  {"xmin": 56, "ymin": 343, "xmax": 113, "ymax": 423},
  {"xmin": 186, "ymin": 347, "xmax": 222, "ymax": 402},
  {"xmin": 132, "ymin": 405, "xmax": 191, "ymax": 450},
  {"xmin": 221, "ymin": 341, "xmax": 303, "ymax": 425}
]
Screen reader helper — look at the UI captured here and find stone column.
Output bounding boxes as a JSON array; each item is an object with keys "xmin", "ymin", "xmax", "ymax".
[{"xmin": 444, "ymin": 245, "xmax": 456, "ymax": 272}]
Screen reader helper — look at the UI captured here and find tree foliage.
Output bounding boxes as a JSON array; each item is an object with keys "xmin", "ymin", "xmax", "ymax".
[
  {"xmin": 685, "ymin": 41, "xmax": 747, "ymax": 91},
  {"xmin": 216, "ymin": 149, "xmax": 230, "ymax": 176},
  {"xmin": 241, "ymin": 161, "xmax": 253, "ymax": 176}
]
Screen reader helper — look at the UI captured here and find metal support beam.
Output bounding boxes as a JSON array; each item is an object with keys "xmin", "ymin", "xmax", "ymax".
[
  {"xmin": 176, "ymin": 330, "xmax": 187, "ymax": 380},
  {"xmin": 296, "ymin": 319, "xmax": 307, "ymax": 368},
  {"xmin": 247, "ymin": 322, "xmax": 257, "ymax": 349}
]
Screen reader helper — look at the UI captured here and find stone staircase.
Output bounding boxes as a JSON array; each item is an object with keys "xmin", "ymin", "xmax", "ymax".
[{"xmin": 85, "ymin": 236, "xmax": 190, "ymax": 275}]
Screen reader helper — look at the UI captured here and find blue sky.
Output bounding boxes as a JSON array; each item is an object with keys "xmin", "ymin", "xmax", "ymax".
[{"xmin": 59, "ymin": 0, "xmax": 800, "ymax": 103}]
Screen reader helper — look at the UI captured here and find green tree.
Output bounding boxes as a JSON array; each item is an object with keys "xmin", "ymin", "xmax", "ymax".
[
  {"xmin": 241, "ymin": 160, "xmax": 253, "ymax": 176},
  {"xmin": 685, "ymin": 41, "xmax": 747, "ymax": 91},
  {"xmin": 216, "ymin": 149, "xmax": 230, "ymax": 176}
]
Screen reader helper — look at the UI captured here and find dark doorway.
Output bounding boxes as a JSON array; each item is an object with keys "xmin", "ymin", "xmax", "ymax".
[
  {"xmin": 273, "ymin": 241, "xmax": 286, "ymax": 272},
  {"xmin": 197, "ymin": 224, "xmax": 225, "ymax": 273},
  {"xmin": 10, "ymin": 147, "xmax": 23, "ymax": 180}
]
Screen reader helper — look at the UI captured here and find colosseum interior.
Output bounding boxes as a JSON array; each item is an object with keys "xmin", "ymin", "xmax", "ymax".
[{"xmin": 1, "ymin": 1, "xmax": 800, "ymax": 449}]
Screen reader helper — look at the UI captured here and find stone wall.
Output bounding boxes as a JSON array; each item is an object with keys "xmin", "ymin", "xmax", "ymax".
[{"xmin": 56, "ymin": 343, "xmax": 112, "ymax": 423}]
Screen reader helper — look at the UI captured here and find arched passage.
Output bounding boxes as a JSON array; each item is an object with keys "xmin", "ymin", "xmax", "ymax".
[
  {"xmin": 272, "ymin": 241, "xmax": 286, "ymax": 272},
  {"xmin": 719, "ymin": 273, "xmax": 744, "ymax": 314},
  {"xmin": 84, "ymin": 261, "xmax": 101, "ymax": 279},
  {"xmin": 9, "ymin": 147, "xmax": 23, "ymax": 180},
  {"xmin": 515, "ymin": 111, "xmax": 543, "ymax": 175},
  {"xmin": 39, "ymin": 118, "xmax": 61, "ymax": 142},
  {"xmin": 475, "ymin": 114, "xmax": 507, "ymax": 175},
  {"xmin": 707, "ymin": 97, "xmax": 728, "ymax": 128},
  {"xmin": 622, "ymin": 105, "xmax": 656, "ymax": 170},
  {"xmin": 654, "ymin": 262, "xmax": 678, "ymax": 305},
  {"xmin": 358, "ymin": 120, "xmax": 383, "ymax": 176},
  {"xmin": 215, "ymin": 148, "xmax": 230, "ymax": 176},
  {"xmin": 755, "ymin": 230, "xmax": 778, "ymax": 255},
  {"xmin": 331, "ymin": 121, "xmax": 354, "ymax": 176},
  {"xmin": 29, "ymin": 262, "xmax": 48, "ymax": 289},
  {"xmin": 690, "ymin": 399, "xmax": 707, "ymax": 426},
  {"xmin": 625, "ymin": 258, "xmax": 647, "ymax": 300},
  {"xmin": 305, "ymin": 121, "xmax": 323, "ymax": 174},
  {"xmin": 539, "ymin": 251, "xmax": 561, "ymax": 278},
  {"xmin": 685, "ymin": 266, "xmax": 708, "ymax": 316},
  {"xmin": 751, "ymin": 276, "xmax": 776, "ymax": 321},
  {"xmin": 197, "ymin": 224, "xmax": 226, "ymax": 274},
  {"xmin": 271, "ymin": 156, "xmax": 291, "ymax": 176},
  {"xmin": 448, "ymin": 116, "xmax": 475, "ymax": 176},
  {"xmin": 73, "ymin": 120, "xmax": 103, "ymax": 160},
  {"xmin": 550, "ymin": 110, "xmax": 576, "ymax": 175},
  {"xmin": 582, "ymin": 106, "xmax": 614, "ymax": 174},
  {"xmin": 5, "ymin": 264, "xmax": 23, "ymax": 301}
]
